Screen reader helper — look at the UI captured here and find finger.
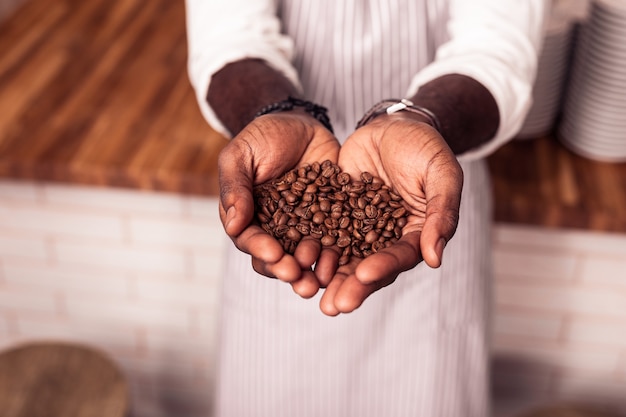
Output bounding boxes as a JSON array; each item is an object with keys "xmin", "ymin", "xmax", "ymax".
[
  {"xmin": 251, "ymin": 251, "xmax": 302, "ymax": 283},
  {"xmin": 313, "ymin": 246, "xmax": 342, "ymax": 288},
  {"xmin": 290, "ymin": 270, "xmax": 321, "ymax": 299},
  {"xmin": 332, "ymin": 275, "xmax": 389, "ymax": 314},
  {"xmin": 237, "ymin": 225, "xmax": 301, "ymax": 282},
  {"xmin": 355, "ymin": 231, "xmax": 422, "ymax": 284},
  {"xmin": 218, "ymin": 144, "xmax": 255, "ymax": 237},
  {"xmin": 231, "ymin": 223, "xmax": 284, "ymax": 262},
  {"xmin": 293, "ymin": 237, "xmax": 322, "ymax": 270},
  {"xmin": 319, "ymin": 267, "xmax": 350, "ymax": 316}
]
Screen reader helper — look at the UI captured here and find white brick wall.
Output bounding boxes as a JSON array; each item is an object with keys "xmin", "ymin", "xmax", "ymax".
[
  {"xmin": 0, "ymin": 180, "xmax": 224, "ymax": 417},
  {"xmin": 1, "ymin": 180, "xmax": 626, "ymax": 417},
  {"xmin": 493, "ymin": 225, "xmax": 626, "ymax": 417}
]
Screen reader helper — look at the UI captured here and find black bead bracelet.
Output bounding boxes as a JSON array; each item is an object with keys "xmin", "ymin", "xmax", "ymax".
[{"xmin": 254, "ymin": 96, "xmax": 334, "ymax": 133}]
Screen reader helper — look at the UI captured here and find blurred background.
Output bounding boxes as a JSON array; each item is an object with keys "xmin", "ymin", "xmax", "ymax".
[{"xmin": 0, "ymin": 0, "xmax": 625, "ymax": 416}]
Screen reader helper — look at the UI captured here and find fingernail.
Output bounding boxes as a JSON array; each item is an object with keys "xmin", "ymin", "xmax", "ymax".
[
  {"xmin": 436, "ymin": 238, "xmax": 447, "ymax": 264},
  {"xmin": 225, "ymin": 206, "xmax": 236, "ymax": 230}
]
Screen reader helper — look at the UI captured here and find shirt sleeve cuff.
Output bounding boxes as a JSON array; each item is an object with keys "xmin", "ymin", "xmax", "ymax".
[
  {"xmin": 187, "ymin": 46, "xmax": 303, "ymax": 139},
  {"xmin": 406, "ymin": 59, "xmax": 533, "ymax": 161}
]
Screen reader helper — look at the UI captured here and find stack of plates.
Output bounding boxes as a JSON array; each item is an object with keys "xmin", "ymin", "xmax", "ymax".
[
  {"xmin": 557, "ymin": 0, "xmax": 626, "ymax": 162},
  {"xmin": 517, "ymin": 9, "xmax": 576, "ymax": 139}
]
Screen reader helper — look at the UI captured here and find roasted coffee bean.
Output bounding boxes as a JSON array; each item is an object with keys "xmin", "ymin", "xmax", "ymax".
[
  {"xmin": 330, "ymin": 204, "xmax": 343, "ymax": 219},
  {"xmin": 396, "ymin": 217, "xmax": 408, "ymax": 228},
  {"xmin": 274, "ymin": 224, "xmax": 289, "ymax": 237},
  {"xmin": 321, "ymin": 165, "xmax": 336, "ymax": 178},
  {"xmin": 321, "ymin": 235, "xmax": 336, "ymax": 246},
  {"xmin": 337, "ymin": 230, "xmax": 351, "ymax": 248},
  {"xmin": 365, "ymin": 205, "xmax": 378, "ymax": 219},
  {"xmin": 253, "ymin": 160, "xmax": 409, "ymax": 257},
  {"xmin": 276, "ymin": 182, "xmax": 290, "ymax": 192},
  {"xmin": 337, "ymin": 172, "xmax": 351, "ymax": 185},
  {"xmin": 371, "ymin": 241, "xmax": 385, "ymax": 253},
  {"xmin": 257, "ymin": 213, "xmax": 271, "ymax": 224},
  {"xmin": 315, "ymin": 176, "xmax": 329, "ymax": 186},
  {"xmin": 284, "ymin": 192, "xmax": 298, "ymax": 204},
  {"xmin": 363, "ymin": 217, "xmax": 377, "ymax": 226},
  {"xmin": 352, "ymin": 209, "xmax": 366, "ymax": 220},
  {"xmin": 369, "ymin": 177, "xmax": 384, "ymax": 191},
  {"xmin": 295, "ymin": 223, "xmax": 310, "ymax": 236},
  {"xmin": 292, "ymin": 180, "xmax": 307, "ymax": 192},
  {"xmin": 302, "ymin": 192, "xmax": 316, "ymax": 203},
  {"xmin": 332, "ymin": 192, "xmax": 347, "ymax": 202},
  {"xmin": 277, "ymin": 213, "xmax": 289, "ymax": 226},
  {"xmin": 392, "ymin": 207, "xmax": 407, "ymax": 218},
  {"xmin": 348, "ymin": 181, "xmax": 365, "ymax": 195},
  {"xmin": 324, "ymin": 217, "xmax": 339, "ymax": 230},
  {"xmin": 310, "ymin": 203, "xmax": 321, "ymax": 214},
  {"xmin": 286, "ymin": 227, "xmax": 302, "ymax": 242},
  {"xmin": 269, "ymin": 189, "xmax": 281, "ymax": 202},
  {"xmin": 365, "ymin": 230, "xmax": 380, "ymax": 244},
  {"xmin": 361, "ymin": 224, "xmax": 374, "ymax": 234},
  {"xmin": 361, "ymin": 172, "xmax": 373, "ymax": 184},
  {"xmin": 312, "ymin": 211, "xmax": 326, "ymax": 225},
  {"xmin": 284, "ymin": 171, "xmax": 297, "ymax": 184},
  {"xmin": 310, "ymin": 226, "xmax": 323, "ymax": 239}
]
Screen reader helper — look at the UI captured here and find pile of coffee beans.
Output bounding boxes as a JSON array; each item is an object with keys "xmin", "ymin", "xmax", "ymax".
[{"xmin": 253, "ymin": 160, "xmax": 409, "ymax": 266}]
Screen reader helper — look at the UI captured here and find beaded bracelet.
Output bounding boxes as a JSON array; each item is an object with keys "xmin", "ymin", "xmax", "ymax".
[
  {"xmin": 356, "ymin": 98, "xmax": 442, "ymax": 133},
  {"xmin": 255, "ymin": 96, "xmax": 334, "ymax": 133}
]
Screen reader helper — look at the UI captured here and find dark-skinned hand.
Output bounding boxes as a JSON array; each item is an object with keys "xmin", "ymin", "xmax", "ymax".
[
  {"xmin": 313, "ymin": 112, "xmax": 464, "ymax": 316},
  {"xmin": 218, "ymin": 111, "xmax": 340, "ymax": 299}
]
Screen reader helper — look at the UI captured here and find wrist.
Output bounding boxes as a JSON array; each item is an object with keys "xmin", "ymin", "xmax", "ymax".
[
  {"xmin": 255, "ymin": 96, "xmax": 334, "ymax": 133},
  {"xmin": 356, "ymin": 99, "xmax": 441, "ymax": 132}
]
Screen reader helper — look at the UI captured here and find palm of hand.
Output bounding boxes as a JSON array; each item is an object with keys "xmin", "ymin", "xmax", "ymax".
[
  {"xmin": 318, "ymin": 116, "xmax": 462, "ymax": 316},
  {"xmin": 219, "ymin": 112, "xmax": 340, "ymax": 288}
]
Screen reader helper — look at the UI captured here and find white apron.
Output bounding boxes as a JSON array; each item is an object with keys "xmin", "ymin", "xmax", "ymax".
[{"xmin": 215, "ymin": 1, "xmax": 493, "ymax": 416}]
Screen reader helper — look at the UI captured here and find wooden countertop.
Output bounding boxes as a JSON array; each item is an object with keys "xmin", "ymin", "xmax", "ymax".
[
  {"xmin": 0, "ymin": 0, "xmax": 227, "ymax": 195},
  {"xmin": 1, "ymin": 0, "xmax": 625, "ymax": 233},
  {"xmin": 488, "ymin": 136, "xmax": 626, "ymax": 233}
]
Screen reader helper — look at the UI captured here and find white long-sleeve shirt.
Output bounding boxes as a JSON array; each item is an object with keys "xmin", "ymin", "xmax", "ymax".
[
  {"xmin": 185, "ymin": 2, "xmax": 549, "ymax": 416},
  {"xmin": 186, "ymin": 0, "xmax": 548, "ymax": 160}
]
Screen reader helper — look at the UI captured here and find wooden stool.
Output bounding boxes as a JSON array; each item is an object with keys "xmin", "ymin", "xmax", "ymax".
[{"xmin": 0, "ymin": 342, "xmax": 129, "ymax": 417}]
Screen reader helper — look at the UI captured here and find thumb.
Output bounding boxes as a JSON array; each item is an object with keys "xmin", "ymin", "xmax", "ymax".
[
  {"xmin": 218, "ymin": 149, "xmax": 256, "ymax": 237},
  {"xmin": 420, "ymin": 165, "xmax": 463, "ymax": 268}
]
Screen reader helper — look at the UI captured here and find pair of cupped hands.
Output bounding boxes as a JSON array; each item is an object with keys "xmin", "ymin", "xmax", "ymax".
[{"xmin": 218, "ymin": 109, "xmax": 464, "ymax": 316}]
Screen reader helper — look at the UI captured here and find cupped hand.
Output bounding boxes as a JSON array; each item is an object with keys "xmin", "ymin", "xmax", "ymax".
[
  {"xmin": 218, "ymin": 111, "xmax": 340, "ymax": 297},
  {"xmin": 319, "ymin": 112, "xmax": 463, "ymax": 316}
]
